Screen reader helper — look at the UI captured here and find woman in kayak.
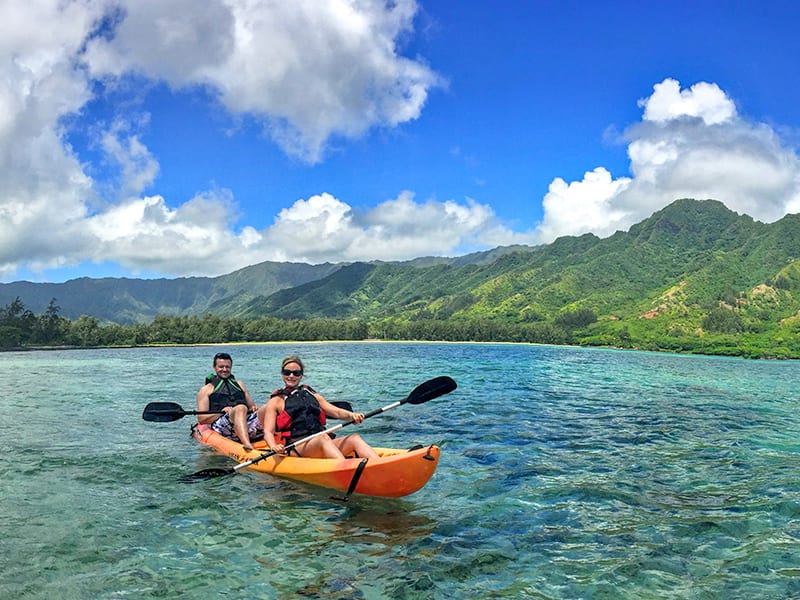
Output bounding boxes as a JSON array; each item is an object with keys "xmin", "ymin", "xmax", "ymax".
[{"xmin": 260, "ymin": 355, "xmax": 379, "ymax": 459}]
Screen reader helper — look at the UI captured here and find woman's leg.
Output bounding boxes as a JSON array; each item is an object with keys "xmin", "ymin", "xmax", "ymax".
[
  {"xmin": 335, "ymin": 434, "xmax": 379, "ymax": 459},
  {"xmin": 294, "ymin": 434, "xmax": 345, "ymax": 458}
]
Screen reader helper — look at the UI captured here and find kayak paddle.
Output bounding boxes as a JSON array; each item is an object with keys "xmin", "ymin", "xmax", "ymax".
[
  {"xmin": 142, "ymin": 400, "xmax": 354, "ymax": 423},
  {"xmin": 180, "ymin": 375, "xmax": 457, "ymax": 482},
  {"xmin": 142, "ymin": 401, "xmax": 221, "ymax": 422}
]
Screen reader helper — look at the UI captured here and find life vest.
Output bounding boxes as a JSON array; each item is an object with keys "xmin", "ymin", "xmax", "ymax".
[
  {"xmin": 206, "ymin": 374, "xmax": 247, "ymax": 413},
  {"xmin": 274, "ymin": 385, "xmax": 327, "ymax": 441}
]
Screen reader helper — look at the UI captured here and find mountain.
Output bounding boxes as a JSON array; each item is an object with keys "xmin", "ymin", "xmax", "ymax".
[
  {"xmin": 0, "ymin": 247, "xmax": 532, "ymax": 324},
  {"xmin": 233, "ymin": 198, "xmax": 770, "ymax": 322},
  {"xmin": 0, "ymin": 261, "xmax": 343, "ymax": 323},
  {"xmin": 207, "ymin": 198, "xmax": 800, "ymax": 358},
  {"xmin": 6, "ymin": 198, "xmax": 800, "ymax": 359}
]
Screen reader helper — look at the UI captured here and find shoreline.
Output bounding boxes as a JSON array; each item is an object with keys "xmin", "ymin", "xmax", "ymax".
[{"xmin": 2, "ymin": 338, "xmax": 795, "ymax": 360}]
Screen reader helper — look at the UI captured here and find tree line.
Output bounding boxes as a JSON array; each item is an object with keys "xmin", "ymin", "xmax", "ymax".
[
  {"xmin": 3, "ymin": 295, "xmax": 796, "ymax": 358},
  {"xmin": 0, "ymin": 296, "xmax": 589, "ymax": 348}
]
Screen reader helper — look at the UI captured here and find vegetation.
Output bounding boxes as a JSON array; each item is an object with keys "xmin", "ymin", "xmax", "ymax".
[
  {"xmin": 3, "ymin": 199, "xmax": 800, "ymax": 359},
  {"xmin": 0, "ymin": 298, "xmax": 371, "ymax": 348}
]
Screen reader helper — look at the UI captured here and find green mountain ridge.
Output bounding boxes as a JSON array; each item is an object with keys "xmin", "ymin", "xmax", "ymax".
[
  {"xmin": 227, "ymin": 198, "xmax": 800, "ymax": 357},
  {"xmin": 4, "ymin": 198, "xmax": 800, "ymax": 357},
  {"xmin": 248, "ymin": 199, "xmax": 766, "ymax": 320}
]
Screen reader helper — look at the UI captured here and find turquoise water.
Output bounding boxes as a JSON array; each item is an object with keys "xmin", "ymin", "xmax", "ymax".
[{"xmin": 2, "ymin": 342, "xmax": 799, "ymax": 599}]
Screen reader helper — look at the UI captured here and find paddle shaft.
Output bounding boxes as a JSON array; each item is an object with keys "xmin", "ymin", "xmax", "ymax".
[
  {"xmin": 156, "ymin": 408, "xmax": 220, "ymax": 417},
  {"xmin": 231, "ymin": 396, "xmax": 428, "ymax": 473},
  {"xmin": 143, "ymin": 401, "xmax": 353, "ymax": 422}
]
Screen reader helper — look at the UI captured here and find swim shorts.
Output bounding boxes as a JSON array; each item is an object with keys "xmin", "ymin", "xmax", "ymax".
[{"xmin": 211, "ymin": 411, "xmax": 261, "ymax": 440}]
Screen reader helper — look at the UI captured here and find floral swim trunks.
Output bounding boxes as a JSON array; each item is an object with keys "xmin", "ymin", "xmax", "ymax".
[{"xmin": 211, "ymin": 411, "xmax": 262, "ymax": 440}]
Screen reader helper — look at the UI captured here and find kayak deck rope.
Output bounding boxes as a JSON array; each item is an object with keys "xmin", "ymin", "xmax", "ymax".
[{"xmin": 424, "ymin": 444, "xmax": 436, "ymax": 461}]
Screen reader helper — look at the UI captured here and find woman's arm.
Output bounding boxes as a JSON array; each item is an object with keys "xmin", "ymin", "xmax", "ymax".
[{"xmin": 318, "ymin": 394, "xmax": 365, "ymax": 423}]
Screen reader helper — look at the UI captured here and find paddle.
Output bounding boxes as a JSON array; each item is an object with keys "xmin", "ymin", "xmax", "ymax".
[
  {"xmin": 142, "ymin": 402, "xmax": 220, "ymax": 422},
  {"xmin": 142, "ymin": 400, "xmax": 355, "ymax": 422},
  {"xmin": 180, "ymin": 375, "xmax": 457, "ymax": 482}
]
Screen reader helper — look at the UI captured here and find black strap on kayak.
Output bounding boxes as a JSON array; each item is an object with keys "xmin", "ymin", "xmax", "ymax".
[{"xmin": 332, "ymin": 458, "xmax": 369, "ymax": 502}]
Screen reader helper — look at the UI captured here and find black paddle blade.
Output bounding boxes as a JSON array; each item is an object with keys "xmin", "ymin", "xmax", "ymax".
[
  {"xmin": 179, "ymin": 467, "xmax": 235, "ymax": 482},
  {"xmin": 142, "ymin": 401, "xmax": 186, "ymax": 422},
  {"xmin": 406, "ymin": 376, "xmax": 457, "ymax": 405}
]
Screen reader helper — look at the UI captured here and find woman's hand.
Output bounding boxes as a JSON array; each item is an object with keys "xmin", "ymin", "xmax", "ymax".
[{"xmin": 351, "ymin": 412, "xmax": 366, "ymax": 424}]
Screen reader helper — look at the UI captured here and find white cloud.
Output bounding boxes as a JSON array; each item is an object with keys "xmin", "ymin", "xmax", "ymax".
[
  {"xmin": 3, "ymin": 1, "xmax": 800, "ymax": 285},
  {"xmin": 70, "ymin": 189, "xmax": 510, "ymax": 274},
  {"xmin": 639, "ymin": 78, "xmax": 736, "ymax": 125},
  {"xmin": 256, "ymin": 191, "xmax": 511, "ymax": 265},
  {"xmin": 82, "ymin": 0, "xmax": 235, "ymax": 83},
  {"xmin": 82, "ymin": 0, "xmax": 439, "ymax": 163},
  {"xmin": 83, "ymin": 191, "xmax": 251, "ymax": 275},
  {"xmin": 538, "ymin": 167, "xmax": 632, "ymax": 242},
  {"xmin": 0, "ymin": 0, "xmax": 101, "ymax": 278},
  {"xmin": 0, "ymin": 0, "xmax": 447, "ymax": 280},
  {"xmin": 100, "ymin": 119, "xmax": 160, "ymax": 197},
  {"xmin": 531, "ymin": 78, "xmax": 800, "ymax": 242}
]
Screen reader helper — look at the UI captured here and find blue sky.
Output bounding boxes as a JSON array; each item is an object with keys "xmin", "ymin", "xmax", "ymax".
[{"xmin": 3, "ymin": 1, "xmax": 800, "ymax": 283}]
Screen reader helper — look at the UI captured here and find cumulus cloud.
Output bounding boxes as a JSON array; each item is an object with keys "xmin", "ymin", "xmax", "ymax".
[
  {"xmin": 76, "ymin": 189, "xmax": 510, "ymax": 275},
  {"xmin": 0, "ymin": 0, "xmax": 449, "ymax": 280},
  {"xmin": 533, "ymin": 78, "xmax": 800, "ymax": 242},
  {"xmin": 255, "ymin": 191, "xmax": 519, "ymax": 265},
  {"xmin": 3, "ymin": 1, "xmax": 800, "ymax": 284},
  {"xmin": 82, "ymin": 0, "xmax": 439, "ymax": 163},
  {"xmin": 0, "ymin": 0, "xmax": 101, "ymax": 277}
]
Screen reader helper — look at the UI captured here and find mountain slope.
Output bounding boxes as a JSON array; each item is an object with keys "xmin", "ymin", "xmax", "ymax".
[
  {"xmin": 0, "ymin": 261, "xmax": 344, "ymax": 323},
  {"xmin": 237, "ymin": 199, "xmax": 773, "ymax": 324},
  {"xmin": 5, "ymin": 198, "xmax": 800, "ymax": 359}
]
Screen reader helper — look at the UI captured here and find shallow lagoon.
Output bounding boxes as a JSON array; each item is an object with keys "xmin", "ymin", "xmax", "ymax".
[{"xmin": 2, "ymin": 342, "xmax": 799, "ymax": 598}]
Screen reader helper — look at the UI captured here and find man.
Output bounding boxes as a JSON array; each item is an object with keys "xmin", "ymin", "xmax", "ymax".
[{"xmin": 196, "ymin": 352, "xmax": 260, "ymax": 450}]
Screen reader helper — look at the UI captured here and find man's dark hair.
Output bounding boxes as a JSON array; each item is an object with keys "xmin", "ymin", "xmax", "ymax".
[{"xmin": 213, "ymin": 352, "xmax": 232, "ymax": 365}]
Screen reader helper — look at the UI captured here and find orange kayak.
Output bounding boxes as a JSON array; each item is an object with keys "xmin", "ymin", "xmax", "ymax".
[{"xmin": 191, "ymin": 423, "xmax": 440, "ymax": 498}]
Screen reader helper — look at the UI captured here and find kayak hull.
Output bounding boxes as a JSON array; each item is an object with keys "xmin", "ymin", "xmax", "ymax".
[{"xmin": 191, "ymin": 424, "xmax": 440, "ymax": 498}]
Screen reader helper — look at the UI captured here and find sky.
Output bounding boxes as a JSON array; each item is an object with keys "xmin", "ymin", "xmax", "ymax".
[{"xmin": 3, "ymin": 0, "xmax": 800, "ymax": 283}]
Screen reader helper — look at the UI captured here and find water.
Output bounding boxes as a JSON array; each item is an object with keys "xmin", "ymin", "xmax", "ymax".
[{"xmin": 2, "ymin": 342, "xmax": 799, "ymax": 599}]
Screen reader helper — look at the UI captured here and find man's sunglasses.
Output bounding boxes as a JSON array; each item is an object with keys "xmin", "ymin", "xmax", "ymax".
[{"xmin": 282, "ymin": 369, "xmax": 303, "ymax": 377}]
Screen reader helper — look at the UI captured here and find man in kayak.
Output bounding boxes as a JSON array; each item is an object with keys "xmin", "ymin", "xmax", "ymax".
[
  {"xmin": 260, "ymin": 355, "xmax": 379, "ymax": 459},
  {"xmin": 197, "ymin": 352, "xmax": 261, "ymax": 451}
]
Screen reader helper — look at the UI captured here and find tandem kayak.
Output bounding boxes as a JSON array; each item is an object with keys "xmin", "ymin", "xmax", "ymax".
[{"xmin": 190, "ymin": 423, "xmax": 441, "ymax": 498}]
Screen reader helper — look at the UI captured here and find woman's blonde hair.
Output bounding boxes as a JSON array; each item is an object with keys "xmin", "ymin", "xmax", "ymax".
[{"xmin": 281, "ymin": 354, "xmax": 305, "ymax": 372}]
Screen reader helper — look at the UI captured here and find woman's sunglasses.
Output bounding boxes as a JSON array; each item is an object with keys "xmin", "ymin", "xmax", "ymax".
[{"xmin": 282, "ymin": 369, "xmax": 303, "ymax": 377}]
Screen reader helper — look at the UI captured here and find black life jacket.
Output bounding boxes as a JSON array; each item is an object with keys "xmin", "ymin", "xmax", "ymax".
[
  {"xmin": 206, "ymin": 374, "xmax": 247, "ymax": 413},
  {"xmin": 274, "ymin": 385, "xmax": 326, "ymax": 441}
]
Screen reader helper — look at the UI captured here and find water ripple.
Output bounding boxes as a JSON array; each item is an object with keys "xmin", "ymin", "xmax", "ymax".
[{"xmin": 2, "ymin": 344, "xmax": 800, "ymax": 598}]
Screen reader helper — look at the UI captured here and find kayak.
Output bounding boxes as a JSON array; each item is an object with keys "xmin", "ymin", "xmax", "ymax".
[{"xmin": 190, "ymin": 423, "xmax": 441, "ymax": 498}]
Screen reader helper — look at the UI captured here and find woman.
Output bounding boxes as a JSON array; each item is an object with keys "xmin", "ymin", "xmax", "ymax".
[{"xmin": 259, "ymin": 355, "xmax": 379, "ymax": 459}]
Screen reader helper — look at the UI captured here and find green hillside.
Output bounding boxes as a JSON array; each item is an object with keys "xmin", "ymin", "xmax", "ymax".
[
  {"xmin": 0, "ymin": 261, "xmax": 344, "ymax": 323},
  {"xmin": 229, "ymin": 199, "xmax": 800, "ymax": 357},
  {"xmin": 4, "ymin": 198, "xmax": 800, "ymax": 358}
]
